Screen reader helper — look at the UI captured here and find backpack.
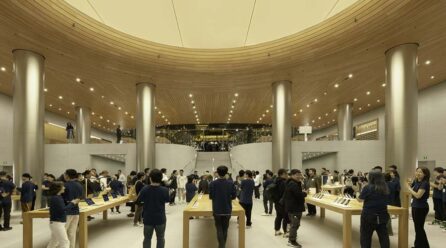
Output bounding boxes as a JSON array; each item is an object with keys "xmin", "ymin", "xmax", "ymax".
[{"xmin": 268, "ymin": 179, "xmax": 281, "ymax": 202}]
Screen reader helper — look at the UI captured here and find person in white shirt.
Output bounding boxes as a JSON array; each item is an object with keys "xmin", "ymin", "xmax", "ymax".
[
  {"xmin": 117, "ymin": 170, "xmax": 127, "ymax": 194},
  {"xmin": 254, "ymin": 171, "xmax": 261, "ymax": 199},
  {"xmin": 177, "ymin": 170, "xmax": 187, "ymax": 203}
]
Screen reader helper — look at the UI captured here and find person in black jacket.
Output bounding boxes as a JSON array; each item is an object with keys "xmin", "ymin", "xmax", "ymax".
[
  {"xmin": 272, "ymin": 169, "xmax": 289, "ymax": 236},
  {"xmin": 0, "ymin": 171, "xmax": 16, "ymax": 231},
  {"xmin": 284, "ymin": 169, "xmax": 307, "ymax": 248},
  {"xmin": 169, "ymin": 170, "xmax": 178, "ymax": 205},
  {"xmin": 198, "ymin": 175, "xmax": 211, "ymax": 194}
]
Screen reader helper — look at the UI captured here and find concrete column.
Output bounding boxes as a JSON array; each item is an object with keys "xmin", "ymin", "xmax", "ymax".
[
  {"xmin": 272, "ymin": 80, "xmax": 292, "ymax": 172},
  {"xmin": 12, "ymin": 49, "xmax": 45, "ymax": 208},
  {"xmin": 136, "ymin": 83, "xmax": 156, "ymax": 171},
  {"xmin": 75, "ymin": 106, "xmax": 91, "ymax": 144},
  {"xmin": 385, "ymin": 43, "xmax": 418, "ymax": 248},
  {"xmin": 337, "ymin": 103, "xmax": 353, "ymax": 140}
]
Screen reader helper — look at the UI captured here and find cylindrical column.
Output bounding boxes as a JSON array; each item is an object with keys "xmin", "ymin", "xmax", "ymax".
[
  {"xmin": 272, "ymin": 80, "xmax": 292, "ymax": 172},
  {"xmin": 75, "ymin": 106, "xmax": 91, "ymax": 144},
  {"xmin": 385, "ymin": 43, "xmax": 418, "ymax": 203},
  {"xmin": 136, "ymin": 83, "xmax": 156, "ymax": 171},
  {"xmin": 337, "ymin": 103, "xmax": 353, "ymax": 140},
  {"xmin": 12, "ymin": 49, "xmax": 45, "ymax": 208}
]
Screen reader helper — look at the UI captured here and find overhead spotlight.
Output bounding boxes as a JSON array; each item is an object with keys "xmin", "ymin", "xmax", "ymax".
[
  {"xmin": 266, "ymin": 110, "xmax": 269, "ymax": 113},
  {"xmin": 234, "ymin": 93, "xmax": 239, "ymax": 97},
  {"xmin": 154, "ymin": 106, "xmax": 157, "ymax": 110},
  {"xmin": 0, "ymin": 67, "xmax": 6, "ymax": 72},
  {"xmin": 58, "ymin": 96, "xmax": 63, "ymax": 99},
  {"xmin": 158, "ymin": 111, "xmax": 162, "ymax": 114},
  {"xmin": 101, "ymin": 95, "xmax": 105, "ymax": 98},
  {"xmin": 259, "ymin": 117, "xmax": 262, "ymax": 120},
  {"xmin": 118, "ymin": 107, "xmax": 122, "ymax": 110},
  {"xmin": 44, "ymin": 88, "xmax": 48, "ymax": 92},
  {"xmin": 334, "ymin": 83, "xmax": 339, "ymax": 88},
  {"xmin": 231, "ymin": 105, "xmax": 235, "ymax": 109},
  {"xmin": 191, "ymin": 100, "xmax": 195, "ymax": 104},
  {"xmin": 333, "ymin": 108, "xmax": 337, "ymax": 112},
  {"xmin": 67, "ymin": 111, "xmax": 70, "ymax": 114},
  {"xmin": 99, "ymin": 116, "xmax": 103, "ymax": 119},
  {"xmin": 270, "ymin": 105, "xmax": 273, "ymax": 108},
  {"xmin": 325, "ymin": 113, "xmax": 328, "ymax": 116},
  {"xmin": 130, "ymin": 116, "xmax": 134, "ymax": 119},
  {"xmin": 425, "ymin": 60, "xmax": 431, "ymax": 65},
  {"xmin": 195, "ymin": 115, "xmax": 198, "ymax": 118},
  {"xmin": 76, "ymin": 78, "xmax": 81, "ymax": 82},
  {"xmin": 324, "ymin": 92, "xmax": 327, "ymax": 95},
  {"xmin": 189, "ymin": 93, "xmax": 193, "ymax": 98},
  {"xmin": 377, "ymin": 99, "xmax": 381, "ymax": 103},
  {"xmin": 110, "ymin": 101, "xmax": 114, "ymax": 105},
  {"xmin": 106, "ymin": 120, "xmax": 110, "ymax": 123},
  {"xmin": 194, "ymin": 111, "xmax": 197, "ymax": 114},
  {"xmin": 354, "ymin": 98, "xmax": 358, "ymax": 102},
  {"xmin": 162, "ymin": 115, "xmax": 165, "ymax": 118},
  {"xmin": 92, "ymin": 112, "xmax": 95, "ymax": 115},
  {"xmin": 366, "ymin": 91, "xmax": 371, "ymax": 95},
  {"xmin": 49, "ymin": 104, "xmax": 53, "ymax": 107},
  {"xmin": 293, "ymin": 113, "xmax": 297, "ymax": 116},
  {"xmin": 348, "ymin": 73, "xmax": 353, "ymax": 78},
  {"xmin": 229, "ymin": 110, "xmax": 233, "ymax": 113},
  {"xmin": 58, "ymin": 108, "xmax": 62, "ymax": 111},
  {"xmin": 382, "ymin": 83, "xmax": 386, "ymax": 87},
  {"xmin": 299, "ymin": 109, "xmax": 303, "ymax": 112},
  {"xmin": 193, "ymin": 106, "xmax": 196, "ymax": 109},
  {"xmin": 125, "ymin": 112, "xmax": 128, "ymax": 115},
  {"xmin": 314, "ymin": 98, "xmax": 318, "ymax": 102},
  {"xmin": 318, "ymin": 116, "xmax": 321, "ymax": 120},
  {"xmin": 306, "ymin": 104, "xmax": 310, "ymax": 108},
  {"xmin": 256, "ymin": 121, "xmax": 259, "ymax": 123},
  {"xmin": 312, "ymin": 120, "xmax": 315, "ymax": 123},
  {"xmin": 233, "ymin": 100, "xmax": 236, "ymax": 103},
  {"xmin": 359, "ymin": 107, "xmax": 362, "ymax": 110},
  {"xmin": 71, "ymin": 102, "xmax": 75, "ymax": 106},
  {"xmin": 430, "ymin": 75, "xmax": 435, "ymax": 79}
]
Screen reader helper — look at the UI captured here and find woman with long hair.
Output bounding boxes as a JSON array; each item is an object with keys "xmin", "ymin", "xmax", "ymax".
[
  {"xmin": 406, "ymin": 167, "xmax": 431, "ymax": 248},
  {"xmin": 358, "ymin": 170, "xmax": 390, "ymax": 248}
]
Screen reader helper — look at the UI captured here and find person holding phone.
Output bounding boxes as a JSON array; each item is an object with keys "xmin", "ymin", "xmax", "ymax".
[{"xmin": 406, "ymin": 167, "xmax": 431, "ymax": 248}]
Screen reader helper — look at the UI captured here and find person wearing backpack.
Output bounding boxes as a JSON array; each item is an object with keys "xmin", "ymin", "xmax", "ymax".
[
  {"xmin": 262, "ymin": 171, "xmax": 274, "ymax": 216},
  {"xmin": 272, "ymin": 169, "xmax": 289, "ymax": 237},
  {"xmin": 284, "ymin": 169, "xmax": 307, "ymax": 248}
]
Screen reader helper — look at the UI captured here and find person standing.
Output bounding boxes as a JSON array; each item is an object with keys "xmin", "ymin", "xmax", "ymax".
[
  {"xmin": 198, "ymin": 175, "xmax": 211, "ymax": 194},
  {"xmin": 168, "ymin": 170, "xmax": 178, "ymax": 206},
  {"xmin": 185, "ymin": 176, "xmax": 197, "ymax": 204},
  {"xmin": 136, "ymin": 169, "xmax": 170, "ymax": 248},
  {"xmin": 41, "ymin": 174, "xmax": 55, "ymax": 208},
  {"xmin": 358, "ymin": 170, "xmax": 390, "ymax": 248},
  {"xmin": 66, "ymin": 122, "xmax": 74, "ymax": 143},
  {"xmin": 116, "ymin": 125, "xmax": 122, "ymax": 144},
  {"xmin": 272, "ymin": 169, "xmax": 289, "ymax": 236},
  {"xmin": 284, "ymin": 169, "xmax": 307, "ymax": 248},
  {"xmin": 0, "ymin": 171, "xmax": 16, "ymax": 231},
  {"xmin": 63, "ymin": 169, "xmax": 83, "ymax": 248},
  {"xmin": 254, "ymin": 171, "xmax": 261, "ymax": 199},
  {"xmin": 177, "ymin": 170, "xmax": 187, "ymax": 204},
  {"xmin": 209, "ymin": 166, "xmax": 237, "ymax": 248},
  {"xmin": 47, "ymin": 181, "xmax": 80, "ymax": 248},
  {"xmin": 20, "ymin": 173, "xmax": 34, "ymax": 220},
  {"xmin": 431, "ymin": 167, "xmax": 445, "ymax": 224},
  {"xmin": 118, "ymin": 170, "xmax": 127, "ymax": 194},
  {"xmin": 134, "ymin": 172, "xmax": 146, "ymax": 226},
  {"xmin": 239, "ymin": 170, "xmax": 255, "ymax": 228},
  {"xmin": 406, "ymin": 167, "xmax": 431, "ymax": 248},
  {"xmin": 304, "ymin": 168, "xmax": 320, "ymax": 216},
  {"xmin": 262, "ymin": 171, "xmax": 274, "ymax": 216},
  {"xmin": 109, "ymin": 175, "xmax": 124, "ymax": 213}
]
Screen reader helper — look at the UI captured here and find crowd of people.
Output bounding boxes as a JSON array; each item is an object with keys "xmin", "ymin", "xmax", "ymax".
[{"xmin": 0, "ymin": 164, "xmax": 445, "ymax": 248}]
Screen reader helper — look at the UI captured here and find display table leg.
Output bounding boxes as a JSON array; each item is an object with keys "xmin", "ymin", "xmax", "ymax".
[
  {"xmin": 398, "ymin": 210, "xmax": 409, "ymax": 248},
  {"xmin": 183, "ymin": 213, "xmax": 190, "ymax": 248},
  {"xmin": 23, "ymin": 213, "xmax": 32, "ymax": 248},
  {"xmin": 238, "ymin": 212, "xmax": 245, "ymax": 248},
  {"xmin": 103, "ymin": 209, "xmax": 108, "ymax": 220},
  {"xmin": 320, "ymin": 207, "xmax": 325, "ymax": 219},
  {"xmin": 79, "ymin": 214, "xmax": 88, "ymax": 248},
  {"xmin": 342, "ymin": 212, "xmax": 352, "ymax": 248}
]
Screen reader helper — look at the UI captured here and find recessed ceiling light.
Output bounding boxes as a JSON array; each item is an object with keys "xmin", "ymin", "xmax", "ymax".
[
  {"xmin": 158, "ymin": 111, "xmax": 162, "ymax": 114},
  {"xmin": 168, "ymin": 122, "xmax": 171, "ymax": 125},
  {"xmin": 44, "ymin": 88, "xmax": 48, "ymax": 92},
  {"xmin": 99, "ymin": 116, "xmax": 103, "ymax": 119},
  {"xmin": 67, "ymin": 111, "xmax": 70, "ymax": 114},
  {"xmin": 262, "ymin": 114, "xmax": 265, "ymax": 117},
  {"xmin": 354, "ymin": 98, "xmax": 358, "ymax": 102},
  {"xmin": 131, "ymin": 116, "xmax": 134, "ymax": 119},
  {"xmin": 256, "ymin": 121, "xmax": 259, "ymax": 123},
  {"xmin": 0, "ymin": 67, "xmax": 6, "ymax": 72},
  {"xmin": 306, "ymin": 104, "xmax": 310, "ymax": 108},
  {"xmin": 299, "ymin": 109, "xmax": 303, "ymax": 112},
  {"xmin": 71, "ymin": 102, "xmax": 75, "ymax": 105},
  {"xmin": 234, "ymin": 93, "xmax": 239, "ymax": 97},
  {"xmin": 233, "ymin": 100, "xmax": 236, "ymax": 103},
  {"xmin": 382, "ymin": 83, "xmax": 386, "ymax": 87},
  {"xmin": 333, "ymin": 108, "xmax": 337, "ymax": 112},
  {"xmin": 314, "ymin": 98, "xmax": 318, "ymax": 102},
  {"xmin": 359, "ymin": 107, "xmax": 362, "ymax": 110},
  {"xmin": 293, "ymin": 113, "xmax": 297, "ymax": 116},
  {"xmin": 348, "ymin": 73, "xmax": 353, "ymax": 78},
  {"xmin": 191, "ymin": 100, "xmax": 194, "ymax": 104},
  {"xmin": 259, "ymin": 117, "xmax": 262, "ymax": 120},
  {"xmin": 58, "ymin": 108, "xmax": 62, "ymax": 111},
  {"xmin": 113, "ymin": 122, "xmax": 116, "ymax": 125},
  {"xmin": 366, "ymin": 91, "xmax": 371, "ymax": 95},
  {"xmin": 324, "ymin": 92, "xmax": 327, "ymax": 95},
  {"xmin": 189, "ymin": 94, "xmax": 193, "ymax": 98},
  {"xmin": 193, "ymin": 106, "xmax": 196, "ymax": 109},
  {"xmin": 367, "ymin": 104, "xmax": 371, "ymax": 107},
  {"xmin": 58, "ymin": 96, "xmax": 63, "ymax": 99},
  {"xmin": 162, "ymin": 115, "xmax": 166, "ymax": 118},
  {"xmin": 49, "ymin": 104, "xmax": 52, "ymax": 107},
  {"xmin": 325, "ymin": 113, "xmax": 328, "ymax": 116},
  {"xmin": 92, "ymin": 112, "xmax": 95, "ymax": 115},
  {"xmin": 312, "ymin": 120, "xmax": 315, "ymax": 123},
  {"xmin": 270, "ymin": 105, "xmax": 273, "ymax": 108},
  {"xmin": 106, "ymin": 120, "xmax": 110, "ymax": 123},
  {"xmin": 231, "ymin": 105, "xmax": 235, "ymax": 109},
  {"xmin": 118, "ymin": 107, "xmax": 121, "ymax": 110},
  {"xmin": 229, "ymin": 114, "xmax": 232, "ymax": 117},
  {"xmin": 76, "ymin": 78, "xmax": 81, "ymax": 82},
  {"xmin": 194, "ymin": 110, "xmax": 197, "ymax": 114},
  {"xmin": 377, "ymin": 99, "xmax": 381, "ymax": 103},
  {"xmin": 334, "ymin": 83, "xmax": 339, "ymax": 88},
  {"xmin": 425, "ymin": 60, "xmax": 431, "ymax": 65},
  {"xmin": 266, "ymin": 110, "xmax": 269, "ymax": 113},
  {"xmin": 430, "ymin": 75, "xmax": 435, "ymax": 79},
  {"xmin": 318, "ymin": 116, "xmax": 321, "ymax": 120},
  {"xmin": 154, "ymin": 106, "xmax": 157, "ymax": 110},
  {"xmin": 89, "ymin": 87, "xmax": 94, "ymax": 91},
  {"xmin": 101, "ymin": 95, "xmax": 105, "ymax": 98},
  {"xmin": 110, "ymin": 101, "xmax": 114, "ymax": 105}
]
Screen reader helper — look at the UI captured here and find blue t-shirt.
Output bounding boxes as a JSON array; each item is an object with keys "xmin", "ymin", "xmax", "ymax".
[
  {"xmin": 239, "ymin": 179, "xmax": 255, "ymax": 204},
  {"xmin": 185, "ymin": 182, "xmax": 197, "ymax": 203},
  {"xmin": 63, "ymin": 180, "xmax": 83, "ymax": 215},
  {"xmin": 411, "ymin": 180, "xmax": 430, "ymax": 208},
  {"xmin": 0, "ymin": 180, "xmax": 16, "ymax": 204},
  {"xmin": 48, "ymin": 195, "xmax": 74, "ymax": 222},
  {"xmin": 209, "ymin": 178, "xmax": 237, "ymax": 215},
  {"xmin": 20, "ymin": 181, "xmax": 35, "ymax": 203},
  {"xmin": 359, "ymin": 184, "xmax": 389, "ymax": 215},
  {"xmin": 109, "ymin": 180, "xmax": 124, "ymax": 195},
  {"xmin": 137, "ymin": 185, "xmax": 170, "ymax": 226},
  {"xmin": 386, "ymin": 181, "xmax": 400, "ymax": 206}
]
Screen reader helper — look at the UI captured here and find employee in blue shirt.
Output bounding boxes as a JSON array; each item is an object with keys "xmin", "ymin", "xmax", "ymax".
[
  {"xmin": 406, "ymin": 167, "xmax": 431, "ymax": 248},
  {"xmin": 239, "ymin": 170, "xmax": 255, "ymax": 228},
  {"xmin": 209, "ymin": 165, "xmax": 237, "ymax": 248},
  {"xmin": 136, "ymin": 169, "xmax": 170, "ymax": 248},
  {"xmin": 0, "ymin": 171, "xmax": 16, "ymax": 231},
  {"xmin": 109, "ymin": 174, "xmax": 124, "ymax": 213},
  {"xmin": 63, "ymin": 169, "xmax": 83, "ymax": 248},
  {"xmin": 47, "ymin": 181, "xmax": 79, "ymax": 248},
  {"xmin": 20, "ymin": 173, "xmax": 35, "ymax": 220}
]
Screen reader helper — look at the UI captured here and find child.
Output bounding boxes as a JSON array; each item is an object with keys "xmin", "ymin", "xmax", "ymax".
[
  {"xmin": 20, "ymin": 173, "xmax": 35, "ymax": 220},
  {"xmin": 109, "ymin": 175, "xmax": 123, "ymax": 213},
  {"xmin": 47, "ymin": 181, "xmax": 79, "ymax": 248}
]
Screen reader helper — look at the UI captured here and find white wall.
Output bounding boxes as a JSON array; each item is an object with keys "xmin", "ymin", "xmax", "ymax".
[
  {"xmin": 230, "ymin": 142, "xmax": 272, "ymax": 173},
  {"xmin": 302, "ymin": 153, "xmax": 338, "ymax": 172},
  {"xmin": 44, "ymin": 143, "xmax": 196, "ymax": 177},
  {"xmin": 90, "ymin": 156, "xmax": 125, "ymax": 175}
]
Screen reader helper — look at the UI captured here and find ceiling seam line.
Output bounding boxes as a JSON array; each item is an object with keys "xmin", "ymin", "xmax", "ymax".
[
  {"xmin": 171, "ymin": 0, "xmax": 184, "ymax": 47},
  {"xmin": 86, "ymin": 0, "xmax": 105, "ymax": 23},
  {"xmin": 325, "ymin": 0, "xmax": 340, "ymax": 19},
  {"xmin": 244, "ymin": 0, "xmax": 257, "ymax": 46}
]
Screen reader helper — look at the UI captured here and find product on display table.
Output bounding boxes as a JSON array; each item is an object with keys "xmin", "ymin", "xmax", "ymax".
[
  {"xmin": 305, "ymin": 193, "xmax": 407, "ymax": 248},
  {"xmin": 23, "ymin": 194, "xmax": 130, "ymax": 248}
]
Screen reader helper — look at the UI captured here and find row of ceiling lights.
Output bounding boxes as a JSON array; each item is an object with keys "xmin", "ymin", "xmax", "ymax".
[
  {"xmin": 256, "ymin": 104, "xmax": 273, "ymax": 124},
  {"xmin": 227, "ymin": 93, "xmax": 239, "ymax": 124},
  {"xmin": 189, "ymin": 93, "xmax": 200, "ymax": 124}
]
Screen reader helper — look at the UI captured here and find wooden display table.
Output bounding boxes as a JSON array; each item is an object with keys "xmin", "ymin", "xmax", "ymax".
[
  {"xmin": 23, "ymin": 195, "xmax": 130, "ymax": 248},
  {"xmin": 11, "ymin": 194, "xmax": 20, "ymax": 201},
  {"xmin": 321, "ymin": 184, "xmax": 344, "ymax": 195},
  {"xmin": 306, "ymin": 194, "xmax": 407, "ymax": 248},
  {"xmin": 183, "ymin": 194, "xmax": 245, "ymax": 248}
]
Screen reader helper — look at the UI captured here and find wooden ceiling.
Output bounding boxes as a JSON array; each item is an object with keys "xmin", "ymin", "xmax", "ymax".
[{"xmin": 0, "ymin": 0, "xmax": 445, "ymax": 132}]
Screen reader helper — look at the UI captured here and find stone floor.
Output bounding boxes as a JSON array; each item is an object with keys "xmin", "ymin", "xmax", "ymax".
[{"xmin": 1, "ymin": 198, "xmax": 445, "ymax": 248}]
